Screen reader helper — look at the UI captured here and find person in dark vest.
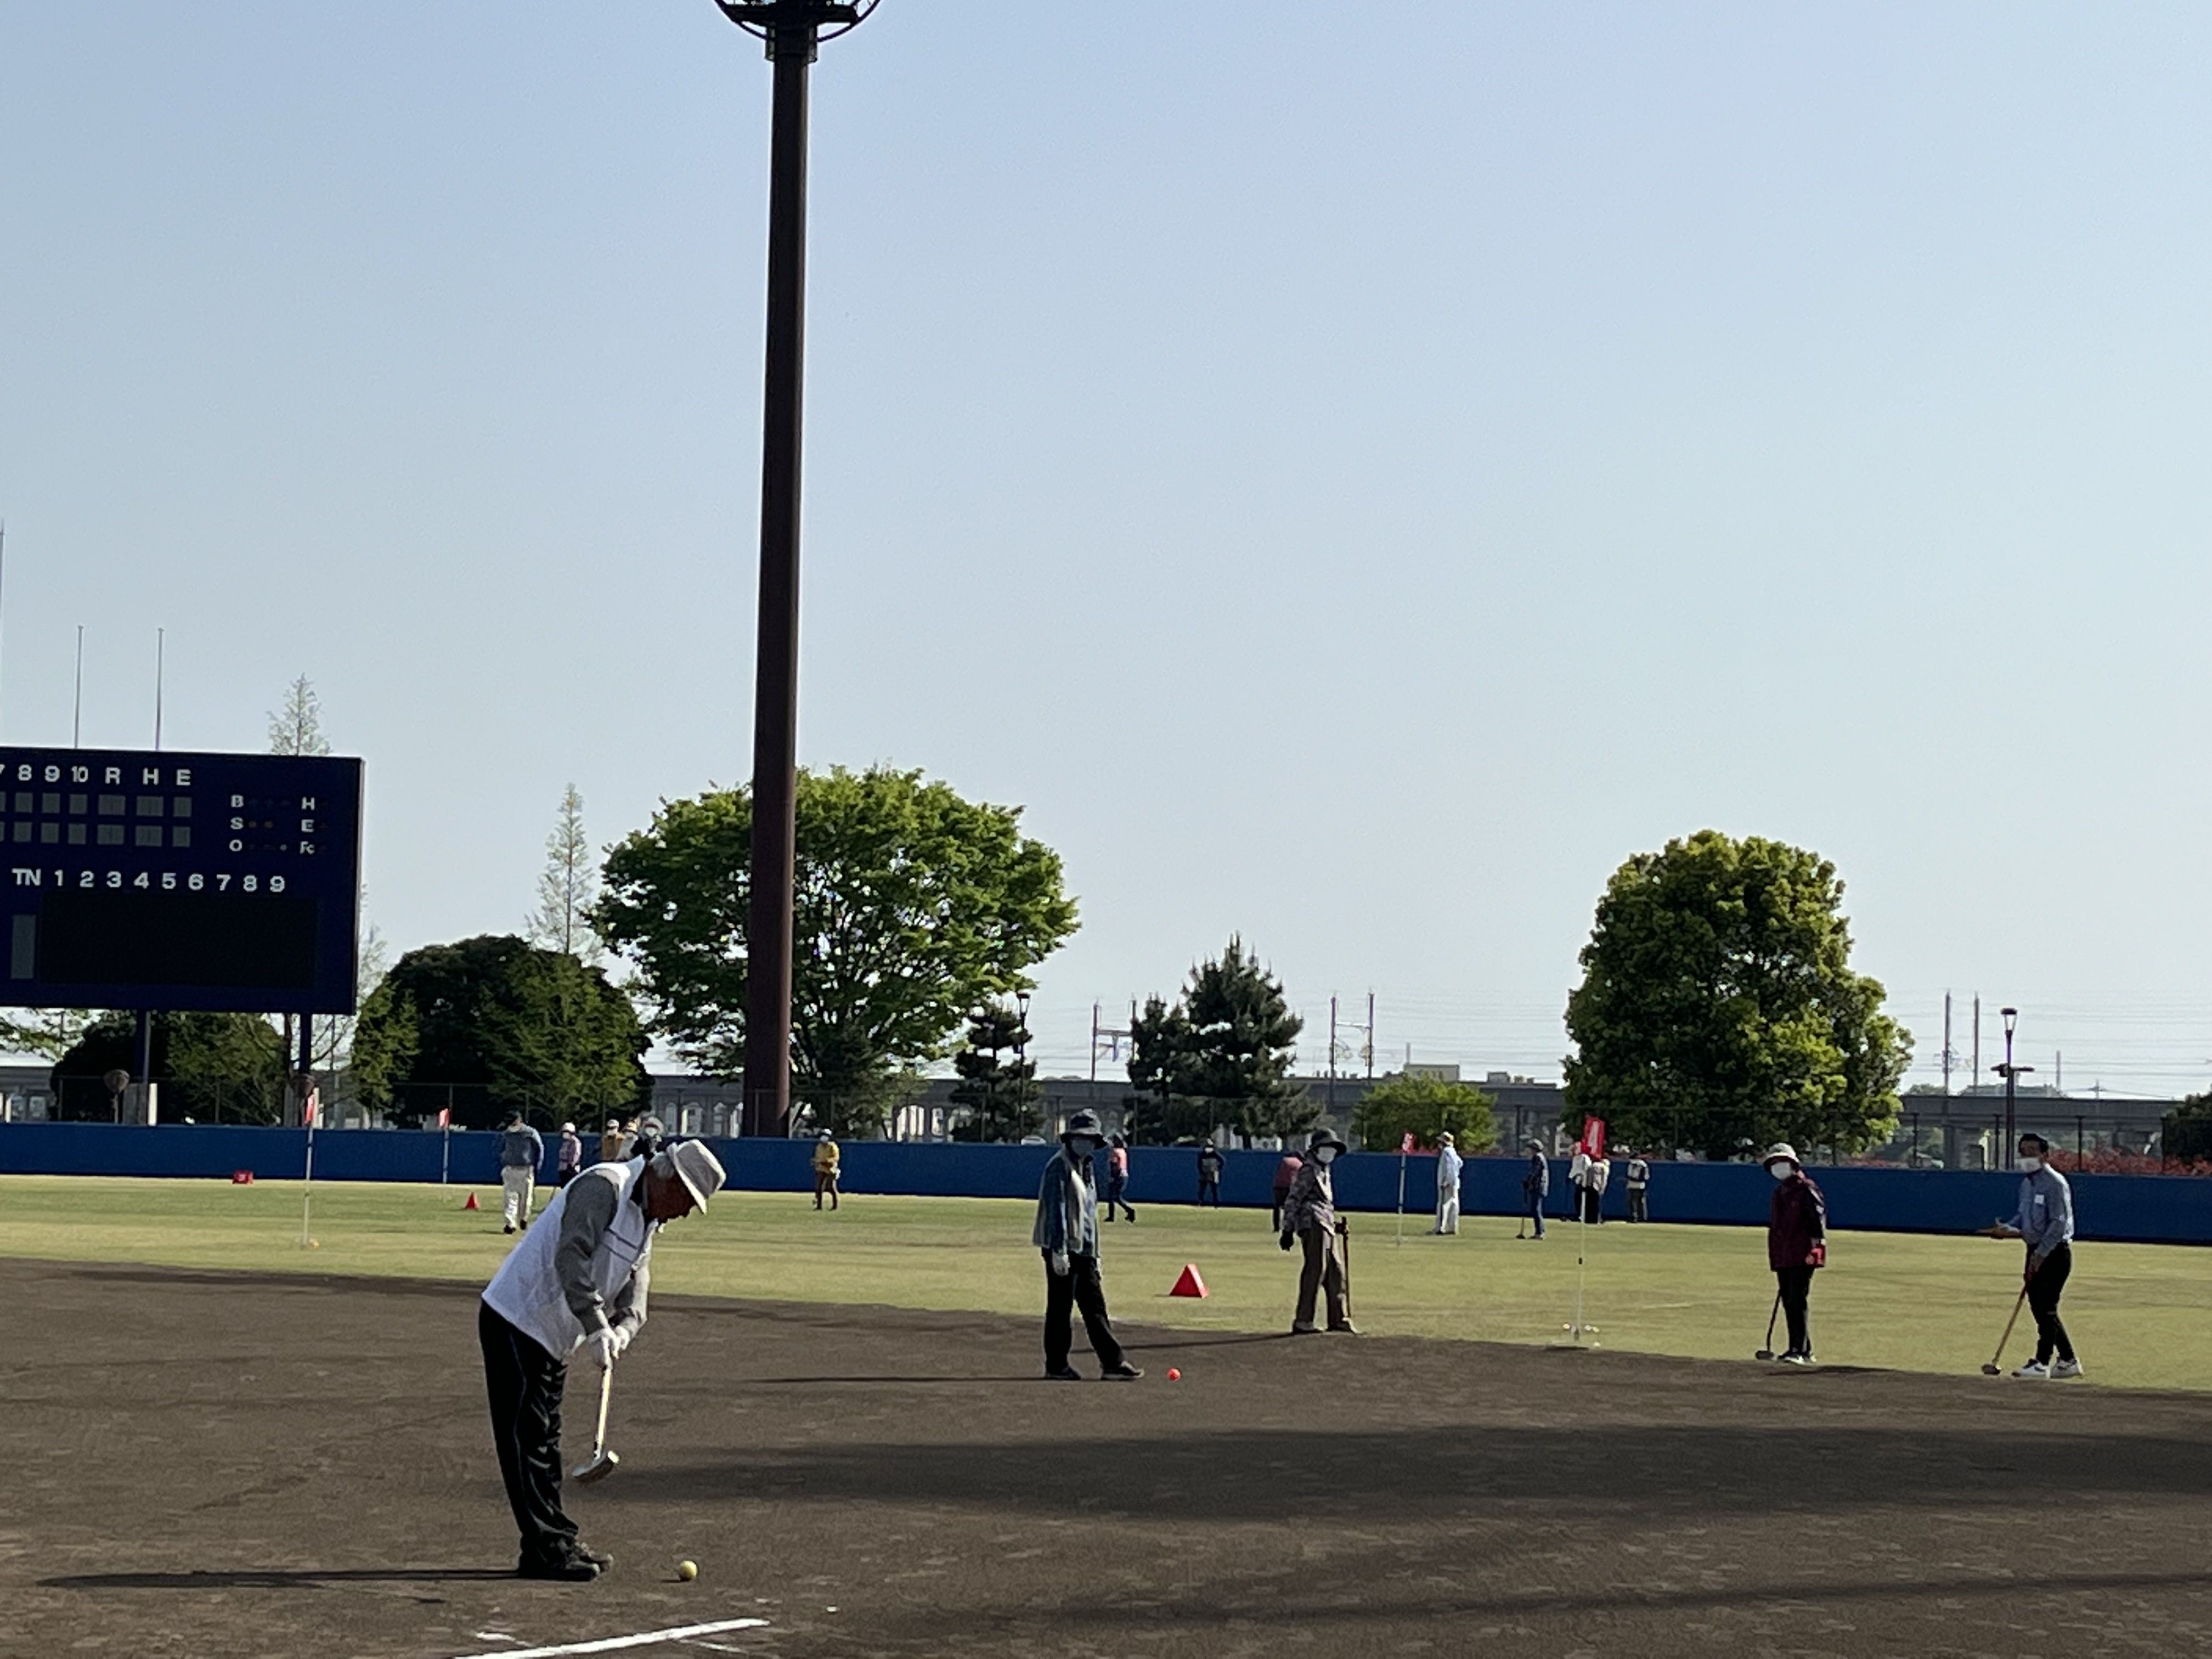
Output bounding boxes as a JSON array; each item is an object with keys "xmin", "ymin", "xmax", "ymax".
[
  {"xmin": 1196, "ymin": 1142, "xmax": 1224, "ymax": 1206},
  {"xmin": 1031, "ymin": 1110, "xmax": 1142, "ymax": 1381},
  {"xmin": 1519, "ymin": 1139, "xmax": 1549, "ymax": 1239},
  {"xmin": 1764, "ymin": 1142, "xmax": 1827, "ymax": 1365},
  {"xmin": 1625, "ymin": 1149, "xmax": 1650, "ymax": 1222}
]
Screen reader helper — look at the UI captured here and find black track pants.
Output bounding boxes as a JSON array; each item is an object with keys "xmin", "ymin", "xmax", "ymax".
[
  {"xmin": 2027, "ymin": 1243, "xmax": 2075, "ymax": 1364},
  {"xmin": 478, "ymin": 1302, "xmax": 579, "ymax": 1562},
  {"xmin": 1043, "ymin": 1252, "xmax": 1125, "ymax": 1372},
  {"xmin": 1775, "ymin": 1264, "xmax": 1815, "ymax": 1356}
]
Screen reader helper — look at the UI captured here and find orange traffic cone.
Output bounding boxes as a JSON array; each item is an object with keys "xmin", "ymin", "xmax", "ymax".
[
  {"xmin": 463, "ymin": 1191, "xmax": 479, "ymax": 1211},
  {"xmin": 1169, "ymin": 1263, "xmax": 1207, "ymax": 1299}
]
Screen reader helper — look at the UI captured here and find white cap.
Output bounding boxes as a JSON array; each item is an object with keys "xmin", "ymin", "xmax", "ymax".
[
  {"xmin": 665, "ymin": 1139, "xmax": 726, "ymax": 1212},
  {"xmin": 1762, "ymin": 1142, "xmax": 1801, "ymax": 1170}
]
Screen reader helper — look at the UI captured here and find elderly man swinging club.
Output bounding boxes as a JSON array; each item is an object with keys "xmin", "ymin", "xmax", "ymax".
[
  {"xmin": 479, "ymin": 1138, "xmax": 726, "ymax": 1581},
  {"xmin": 1032, "ymin": 1109, "xmax": 1143, "ymax": 1381}
]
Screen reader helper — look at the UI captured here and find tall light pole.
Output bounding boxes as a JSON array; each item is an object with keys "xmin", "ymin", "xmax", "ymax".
[
  {"xmin": 718, "ymin": 0, "xmax": 875, "ymax": 1137},
  {"xmin": 1994, "ymin": 1005, "xmax": 2034, "ymax": 1163}
]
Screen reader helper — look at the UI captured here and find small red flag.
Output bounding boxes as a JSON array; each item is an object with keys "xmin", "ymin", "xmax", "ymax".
[
  {"xmin": 1577, "ymin": 1116, "xmax": 1608, "ymax": 1161},
  {"xmin": 436, "ymin": 1107, "xmax": 451, "ymax": 1129}
]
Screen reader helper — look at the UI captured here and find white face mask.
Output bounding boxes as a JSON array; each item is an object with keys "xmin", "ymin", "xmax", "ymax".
[
  {"xmin": 1314, "ymin": 1146, "xmax": 1338, "ymax": 1166},
  {"xmin": 2019, "ymin": 1155, "xmax": 2042, "ymax": 1173},
  {"xmin": 1768, "ymin": 1164, "xmax": 1791, "ymax": 1182}
]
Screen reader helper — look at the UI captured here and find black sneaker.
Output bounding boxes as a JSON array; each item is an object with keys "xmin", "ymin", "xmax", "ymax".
[
  {"xmin": 569, "ymin": 1541, "xmax": 613, "ymax": 1570},
  {"xmin": 1099, "ymin": 1362, "xmax": 1144, "ymax": 1381},
  {"xmin": 1044, "ymin": 1365, "xmax": 1083, "ymax": 1381},
  {"xmin": 518, "ymin": 1551, "xmax": 599, "ymax": 1583}
]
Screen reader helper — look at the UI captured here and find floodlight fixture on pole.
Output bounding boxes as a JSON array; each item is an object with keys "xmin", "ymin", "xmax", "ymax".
[{"xmin": 715, "ymin": 0, "xmax": 878, "ymax": 1137}]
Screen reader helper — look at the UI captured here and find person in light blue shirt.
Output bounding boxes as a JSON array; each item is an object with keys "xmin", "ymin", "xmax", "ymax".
[{"xmin": 1988, "ymin": 1133, "xmax": 2080, "ymax": 1379}]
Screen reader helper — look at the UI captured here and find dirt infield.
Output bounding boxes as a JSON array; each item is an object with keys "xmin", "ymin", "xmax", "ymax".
[{"xmin": 5, "ymin": 1259, "xmax": 2212, "ymax": 1658}]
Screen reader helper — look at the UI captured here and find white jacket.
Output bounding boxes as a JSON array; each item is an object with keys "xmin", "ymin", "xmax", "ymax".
[
  {"xmin": 1436, "ymin": 1146, "xmax": 1464, "ymax": 1193},
  {"xmin": 482, "ymin": 1156, "xmax": 655, "ymax": 1359}
]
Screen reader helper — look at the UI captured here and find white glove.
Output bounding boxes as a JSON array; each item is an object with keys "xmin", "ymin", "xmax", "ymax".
[
  {"xmin": 1049, "ymin": 1250, "xmax": 1070, "ymax": 1278},
  {"xmin": 585, "ymin": 1319, "xmax": 627, "ymax": 1368}
]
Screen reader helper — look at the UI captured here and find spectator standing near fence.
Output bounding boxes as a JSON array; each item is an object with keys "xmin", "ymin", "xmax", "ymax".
[
  {"xmin": 1764, "ymin": 1142, "xmax": 1826, "ymax": 1366},
  {"xmin": 812, "ymin": 1131, "xmax": 842, "ymax": 1211},
  {"xmin": 1990, "ymin": 1133, "xmax": 2082, "ymax": 1379},
  {"xmin": 1431, "ymin": 1132, "xmax": 1463, "ymax": 1235},
  {"xmin": 499, "ymin": 1114, "xmax": 545, "ymax": 1235},
  {"xmin": 1520, "ymin": 1140, "xmax": 1549, "ymax": 1239},
  {"xmin": 555, "ymin": 1123, "xmax": 583, "ymax": 1188},
  {"xmin": 1196, "ymin": 1143, "xmax": 1223, "ymax": 1206},
  {"xmin": 1570, "ymin": 1147, "xmax": 1609, "ymax": 1224},
  {"xmin": 631, "ymin": 1117, "xmax": 664, "ymax": 1161},
  {"xmin": 1280, "ymin": 1127, "xmax": 1357, "ymax": 1335},
  {"xmin": 599, "ymin": 1119, "xmax": 623, "ymax": 1164},
  {"xmin": 1031, "ymin": 1109, "xmax": 1142, "ymax": 1381},
  {"xmin": 1625, "ymin": 1150, "xmax": 1650, "ymax": 1222},
  {"xmin": 1272, "ymin": 1150, "xmax": 1303, "ymax": 1232}
]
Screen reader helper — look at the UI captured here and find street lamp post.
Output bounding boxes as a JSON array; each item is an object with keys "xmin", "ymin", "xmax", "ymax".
[
  {"xmin": 1994, "ymin": 1005, "xmax": 2034, "ymax": 1163},
  {"xmin": 717, "ymin": 0, "xmax": 876, "ymax": 1138}
]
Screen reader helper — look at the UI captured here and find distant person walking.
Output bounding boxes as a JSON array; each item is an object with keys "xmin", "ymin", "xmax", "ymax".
[
  {"xmin": 1102, "ymin": 1133, "xmax": 1136, "ymax": 1222},
  {"xmin": 1280, "ymin": 1127, "xmax": 1356, "ymax": 1334},
  {"xmin": 630, "ymin": 1117, "xmax": 664, "ymax": 1161},
  {"xmin": 1272, "ymin": 1151, "xmax": 1304, "ymax": 1232},
  {"xmin": 599, "ymin": 1120, "xmax": 624, "ymax": 1164},
  {"xmin": 1625, "ymin": 1150, "xmax": 1650, "ymax": 1223},
  {"xmin": 555, "ymin": 1122, "xmax": 583, "ymax": 1188},
  {"xmin": 1990, "ymin": 1133, "xmax": 2081, "ymax": 1379},
  {"xmin": 1431, "ymin": 1132, "xmax": 1463, "ymax": 1235},
  {"xmin": 1031, "ymin": 1109, "xmax": 1141, "ymax": 1381},
  {"xmin": 812, "ymin": 1131, "xmax": 842, "ymax": 1210},
  {"xmin": 499, "ymin": 1113, "xmax": 544, "ymax": 1235},
  {"xmin": 1519, "ymin": 1140, "xmax": 1549, "ymax": 1239},
  {"xmin": 1764, "ymin": 1143, "xmax": 1827, "ymax": 1365},
  {"xmin": 1196, "ymin": 1143, "xmax": 1224, "ymax": 1206}
]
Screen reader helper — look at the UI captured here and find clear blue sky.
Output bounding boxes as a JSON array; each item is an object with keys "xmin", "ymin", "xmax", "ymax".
[{"xmin": 5, "ymin": 4, "xmax": 2211, "ymax": 1093}]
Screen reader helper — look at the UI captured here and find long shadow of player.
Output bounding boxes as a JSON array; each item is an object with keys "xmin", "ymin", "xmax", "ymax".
[{"xmin": 40, "ymin": 1568, "xmax": 517, "ymax": 1589}]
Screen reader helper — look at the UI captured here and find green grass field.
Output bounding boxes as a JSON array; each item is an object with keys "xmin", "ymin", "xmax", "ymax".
[{"xmin": 2, "ymin": 1175, "xmax": 2202, "ymax": 1390}]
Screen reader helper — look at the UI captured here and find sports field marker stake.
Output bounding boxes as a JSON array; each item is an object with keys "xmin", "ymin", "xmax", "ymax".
[
  {"xmin": 297, "ymin": 1106, "xmax": 317, "ymax": 1250},
  {"xmin": 1395, "ymin": 1147, "xmax": 1407, "ymax": 1248},
  {"xmin": 1754, "ymin": 1289, "xmax": 1782, "ymax": 1362},
  {"xmin": 439, "ymin": 1619, "xmax": 769, "ymax": 1659}
]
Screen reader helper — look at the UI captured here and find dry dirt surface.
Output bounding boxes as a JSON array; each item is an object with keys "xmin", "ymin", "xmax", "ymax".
[{"xmin": 5, "ymin": 1257, "xmax": 2212, "ymax": 1659}]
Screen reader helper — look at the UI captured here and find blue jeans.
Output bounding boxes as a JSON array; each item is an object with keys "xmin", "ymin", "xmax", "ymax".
[{"xmin": 1525, "ymin": 1193, "xmax": 1545, "ymax": 1237}]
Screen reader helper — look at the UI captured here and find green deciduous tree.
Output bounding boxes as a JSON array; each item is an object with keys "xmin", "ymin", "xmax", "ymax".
[
  {"xmin": 1563, "ymin": 830, "xmax": 1913, "ymax": 1161},
  {"xmin": 53, "ymin": 1012, "xmax": 285, "ymax": 1123},
  {"xmin": 1122, "ymin": 937, "xmax": 1312, "ymax": 1145},
  {"xmin": 351, "ymin": 935, "xmax": 650, "ymax": 1128},
  {"xmin": 595, "ymin": 765, "xmax": 1077, "ymax": 1121},
  {"xmin": 947, "ymin": 1001, "xmax": 1041, "ymax": 1142},
  {"xmin": 1353, "ymin": 1074, "xmax": 1498, "ymax": 1153}
]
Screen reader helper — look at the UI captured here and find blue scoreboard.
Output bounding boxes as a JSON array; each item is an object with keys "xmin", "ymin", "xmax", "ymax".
[{"xmin": 0, "ymin": 747, "xmax": 363, "ymax": 1015}]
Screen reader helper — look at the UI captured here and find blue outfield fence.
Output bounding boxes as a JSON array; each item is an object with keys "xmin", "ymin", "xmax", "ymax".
[{"xmin": 2, "ymin": 1126, "xmax": 2209, "ymax": 1245}]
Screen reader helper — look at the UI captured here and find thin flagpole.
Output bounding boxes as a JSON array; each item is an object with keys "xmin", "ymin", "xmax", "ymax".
[
  {"xmin": 73, "ymin": 625, "xmax": 84, "ymax": 747},
  {"xmin": 154, "ymin": 628, "xmax": 165, "ymax": 750}
]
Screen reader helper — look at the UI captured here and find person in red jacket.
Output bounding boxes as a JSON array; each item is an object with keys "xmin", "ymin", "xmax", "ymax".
[{"xmin": 1763, "ymin": 1142, "xmax": 1827, "ymax": 1365}]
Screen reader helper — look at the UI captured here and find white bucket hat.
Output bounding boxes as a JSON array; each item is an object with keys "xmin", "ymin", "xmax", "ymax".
[
  {"xmin": 1762, "ymin": 1143, "xmax": 1801, "ymax": 1171},
  {"xmin": 665, "ymin": 1139, "xmax": 726, "ymax": 1212}
]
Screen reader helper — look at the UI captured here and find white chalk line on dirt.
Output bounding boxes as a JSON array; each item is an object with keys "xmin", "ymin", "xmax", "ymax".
[{"xmin": 444, "ymin": 1619, "xmax": 769, "ymax": 1659}]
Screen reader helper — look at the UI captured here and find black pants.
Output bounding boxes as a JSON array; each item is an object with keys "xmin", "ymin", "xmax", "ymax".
[
  {"xmin": 1043, "ymin": 1252, "xmax": 1125, "ymax": 1372},
  {"xmin": 478, "ymin": 1302, "xmax": 578, "ymax": 1562},
  {"xmin": 1103, "ymin": 1177, "xmax": 1133, "ymax": 1221},
  {"xmin": 1775, "ymin": 1265, "xmax": 1815, "ymax": 1356},
  {"xmin": 1628, "ymin": 1187, "xmax": 1647, "ymax": 1223},
  {"xmin": 2028, "ymin": 1243, "xmax": 2074, "ymax": 1363},
  {"xmin": 1198, "ymin": 1176, "xmax": 1220, "ymax": 1206}
]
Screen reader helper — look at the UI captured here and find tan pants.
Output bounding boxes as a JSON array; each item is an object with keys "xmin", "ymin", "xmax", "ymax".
[
  {"xmin": 1296, "ymin": 1225, "xmax": 1348, "ymax": 1329},
  {"xmin": 501, "ymin": 1167, "xmax": 535, "ymax": 1229}
]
